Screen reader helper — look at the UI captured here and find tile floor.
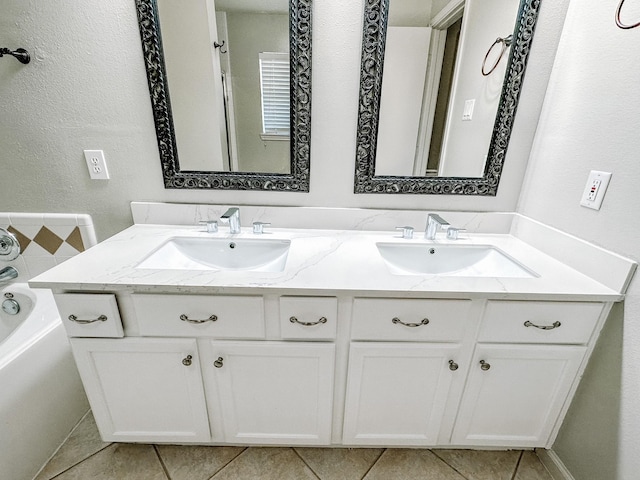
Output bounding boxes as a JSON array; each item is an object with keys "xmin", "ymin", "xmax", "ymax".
[{"xmin": 35, "ymin": 412, "xmax": 554, "ymax": 480}]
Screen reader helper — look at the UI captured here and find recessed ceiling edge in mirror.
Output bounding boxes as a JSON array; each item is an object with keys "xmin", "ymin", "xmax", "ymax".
[
  {"xmin": 354, "ymin": 0, "xmax": 542, "ymax": 195},
  {"xmin": 135, "ymin": 0, "xmax": 312, "ymax": 191}
]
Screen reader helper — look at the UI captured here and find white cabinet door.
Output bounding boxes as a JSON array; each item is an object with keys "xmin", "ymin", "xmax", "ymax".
[
  {"xmin": 202, "ymin": 341, "xmax": 335, "ymax": 445},
  {"xmin": 342, "ymin": 343, "xmax": 462, "ymax": 446},
  {"xmin": 71, "ymin": 338, "xmax": 210, "ymax": 443},
  {"xmin": 451, "ymin": 344, "xmax": 586, "ymax": 448}
]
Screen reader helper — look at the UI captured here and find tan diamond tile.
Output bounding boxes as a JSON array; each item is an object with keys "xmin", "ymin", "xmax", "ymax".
[
  {"xmin": 33, "ymin": 226, "xmax": 63, "ymax": 255},
  {"xmin": 6, "ymin": 225, "xmax": 31, "ymax": 251},
  {"xmin": 434, "ymin": 449, "xmax": 521, "ymax": 480},
  {"xmin": 212, "ymin": 447, "xmax": 318, "ymax": 480},
  {"xmin": 295, "ymin": 448, "xmax": 384, "ymax": 480},
  {"xmin": 514, "ymin": 451, "xmax": 553, "ymax": 480},
  {"xmin": 65, "ymin": 226, "xmax": 86, "ymax": 252},
  {"xmin": 35, "ymin": 411, "xmax": 111, "ymax": 480},
  {"xmin": 51, "ymin": 443, "xmax": 167, "ymax": 480},
  {"xmin": 156, "ymin": 445, "xmax": 245, "ymax": 480},
  {"xmin": 364, "ymin": 449, "xmax": 465, "ymax": 480}
]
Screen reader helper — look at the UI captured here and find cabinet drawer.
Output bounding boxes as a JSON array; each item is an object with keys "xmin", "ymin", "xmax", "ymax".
[
  {"xmin": 279, "ymin": 296, "xmax": 337, "ymax": 340},
  {"xmin": 478, "ymin": 301, "xmax": 604, "ymax": 344},
  {"xmin": 54, "ymin": 293, "xmax": 123, "ymax": 338},
  {"xmin": 132, "ymin": 294, "xmax": 264, "ymax": 339},
  {"xmin": 351, "ymin": 298, "xmax": 471, "ymax": 342}
]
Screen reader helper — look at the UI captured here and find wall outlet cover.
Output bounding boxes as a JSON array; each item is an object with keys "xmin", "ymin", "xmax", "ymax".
[{"xmin": 580, "ymin": 170, "xmax": 611, "ymax": 210}]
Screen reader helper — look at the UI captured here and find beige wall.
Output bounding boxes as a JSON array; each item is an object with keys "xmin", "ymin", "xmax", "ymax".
[
  {"xmin": 0, "ymin": 0, "xmax": 565, "ymax": 243},
  {"xmin": 517, "ymin": 1, "xmax": 640, "ymax": 478},
  {"xmin": 227, "ymin": 11, "xmax": 290, "ymax": 173},
  {"xmin": 439, "ymin": 0, "xmax": 520, "ymax": 177}
]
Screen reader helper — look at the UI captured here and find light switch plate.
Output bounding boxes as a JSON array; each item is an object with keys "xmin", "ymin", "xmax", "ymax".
[
  {"xmin": 580, "ymin": 170, "xmax": 611, "ymax": 210},
  {"xmin": 462, "ymin": 99, "xmax": 475, "ymax": 121}
]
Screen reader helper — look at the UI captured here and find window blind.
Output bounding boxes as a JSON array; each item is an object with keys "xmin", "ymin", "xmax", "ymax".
[{"xmin": 259, "ymin": 52, "xmax": 290, "ymax": 138}]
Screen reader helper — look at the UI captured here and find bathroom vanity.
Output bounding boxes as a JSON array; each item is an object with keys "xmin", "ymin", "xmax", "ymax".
[{"xmin": 30, "ymin": 206, "xmax": 635, "ymax": 450}]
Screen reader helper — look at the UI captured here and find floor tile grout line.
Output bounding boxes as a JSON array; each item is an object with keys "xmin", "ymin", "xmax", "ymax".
[
  {"xmin": 33, "ymin": 409, "xmax": 93, "ymax": 480},
  {"xmin": 359, "ymin": 448, "xmax": 387, "ymax": 480},
  {"xmin": 47, "ymin": 443, "xmax": 115, "ymax": 480},
  {"xmin": 292, "ymin": 447, "xmax": 322, "ymax": 480},
  {"xmin": 208, "ymin": 446, "xmax": 249, "ymax": 479},
  {"xmin": 430, "ymin": 449, "xmax": 471, "ymax": 480},
  {"xmin": 152, "ymin": 445, "xmax": 173, "ymax": 480},
  {"xmin": 510, "ymin": 450, "xmax": 525, "ymax": 480}
]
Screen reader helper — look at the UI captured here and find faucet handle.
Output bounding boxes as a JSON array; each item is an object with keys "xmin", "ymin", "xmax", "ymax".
[
  {"xmin": 199, "ymin": 220, "xmax": 218, "ymax": 233},
  {"xmin": 252, "ymin": 222, "xmax": 271, "ymax": 234},
  {"xmin": 395, "ymin": 226, "xmax": 414, "ymax": 239},
  {"xmin": 446, "ymin": 227, "xmax": 466, "ymax": 240}
]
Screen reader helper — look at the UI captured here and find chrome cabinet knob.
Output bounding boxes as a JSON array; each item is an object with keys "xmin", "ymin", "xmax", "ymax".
[
  {"xmin": 479, "ymin": 360, "xmax": 491, "ymax": 371},
  {"xmin": 182, "ymin": 355, "xmax": 193, "ymax": 366},
  {"xmin": 448, "ymin": 360, "xmax": 459, "ymax": 371},
  {"xmin": 214, "ymin": 357, "xmax": 224, "ymax": 368}
]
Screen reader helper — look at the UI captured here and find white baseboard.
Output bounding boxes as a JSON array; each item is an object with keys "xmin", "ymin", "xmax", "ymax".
[{"xmin": 536, "ymin": 449, "xmax": 576, "ymax": 480}]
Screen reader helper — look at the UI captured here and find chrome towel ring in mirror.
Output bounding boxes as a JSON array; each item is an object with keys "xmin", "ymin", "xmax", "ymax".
[
  {"xmin": 0, "ymin": 228, "xmax": 21, "ymax": 261},
  {"xmin": 482, "ymin": 35, "xmax": 513, "ymax": 76},
  {"xmin": 616, "ymin": 0, "xmax": 640, "ymax": 29}
]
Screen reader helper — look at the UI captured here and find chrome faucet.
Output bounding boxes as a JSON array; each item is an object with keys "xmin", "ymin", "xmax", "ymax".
[
  {"xmin": 220, "ymin": 207, "xmax": 241, "ymax": 234},
  {"xmin": 0, "ymin": 266, "xmax": 18, "ymax": 285},
  {"xmin": 425, "ymin": 213, "xmax": 450, "ymax": 240}
]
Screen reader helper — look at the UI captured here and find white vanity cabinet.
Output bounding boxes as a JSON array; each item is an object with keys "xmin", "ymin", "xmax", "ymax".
[
  {"xmin": 451, "ymin": 344, "xmax": 586, "ymax": 447},
  {"xmin": 70, "ymin": 337, "xmax": 211, "ymax": 443},
  {"xmin": 200, "ymin": 341, "xmax": 335, "ymax": 445},
  {"xmin": 342, "ymin": 342, "xmax": 462, "ymax": 445},
  {"xmin": 56, "ymin": 290, "xmax": 608, "ymax": 450},
  {"xmin": 343, "ymin": 298, "xmax": 473, "ymax": 446},
  {"xmin": 451, "ymin": 300, "xmax": 604, "ymax": 447}
]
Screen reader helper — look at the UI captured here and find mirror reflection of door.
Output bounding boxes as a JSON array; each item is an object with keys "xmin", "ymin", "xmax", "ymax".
[
  {"xmin": 374, "ymin": 0, "xmax": 520, "ymax": 178},
  {"xmin": 156, "ymin": 0, "xmax": 291, "ymax": 174}
]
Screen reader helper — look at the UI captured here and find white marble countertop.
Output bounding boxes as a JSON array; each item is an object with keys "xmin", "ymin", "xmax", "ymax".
[{"xmin": 29, "ymin": 224, "xmax": 624, "ymax": 301}]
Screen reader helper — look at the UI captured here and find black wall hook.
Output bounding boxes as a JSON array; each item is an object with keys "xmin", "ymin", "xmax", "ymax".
[
  {"xmin": 0, "ymin": 48, "xmax": 31, "ymax": 64},
  {"xmin": 213, "ymin": 40, "xmax": 227, "ymax": 54}
]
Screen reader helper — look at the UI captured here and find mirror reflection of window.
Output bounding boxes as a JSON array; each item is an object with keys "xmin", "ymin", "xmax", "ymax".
[
  {"xmin": 157, "ymin": 0, "xmax": 291, "ymax": 174},
  {"xmin": 259, "ymin": 52, "xmax": 291, "ymax": 140}
]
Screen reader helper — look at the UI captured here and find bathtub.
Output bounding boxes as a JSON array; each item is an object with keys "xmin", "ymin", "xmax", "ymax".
[{"xmin": 0, "ymin": 283, "xmax": 88, "ymax": 480}]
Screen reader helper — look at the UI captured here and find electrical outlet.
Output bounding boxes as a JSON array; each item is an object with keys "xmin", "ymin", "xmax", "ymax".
[
  {"xmin": 84, "ymin": 150, "xmax": 110, "ymax": 180},
  {"xmin": 580, "ymin": 170, "xmax": 611, "ymax": 210}
]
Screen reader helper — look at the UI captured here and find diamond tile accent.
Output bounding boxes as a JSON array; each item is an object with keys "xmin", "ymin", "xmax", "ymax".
[
  {"xmin": 7, "ymin": 225, "xmax": 31, "ymax": 250},
  {"xmin": 33, "ymin": 226, "xmax": 64, "ymax": 255},
  {"xmin": 66, "ymin": 226, "xmax": 86, "ymax": 252}
]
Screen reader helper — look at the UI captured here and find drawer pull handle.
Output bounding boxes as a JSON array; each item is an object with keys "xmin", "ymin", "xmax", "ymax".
[
  {"xmin": 180, "ymin": 314, "xmax": 218, "ymax": 324},
  {"xmin": 214, "ymin": 357, "xmax": 224, "ymax": 368},
  {"xmin": 479, "ymin": 360, "xmax": 491, "ymax": 371},
  {"xmin": 524, "ymin": 320, "xmax": 561, "ymax": 330},
  {"xmin": 290, "ymin": 316, "xmax": 327, "ymax": 327},
  {"xmin": 448, "ymin": 360, "xmax": 459, "ymax": 371},
  {"xmin": 392, "ymin": 317, "xmax": 430, "ymax": 328},
  {"xmin": 182, "ymin": 355, "xmax": 193, "ymax": 366},
  {"xmin": 68, "ymin": 314, "xmax": 108, "ymax": 324}
]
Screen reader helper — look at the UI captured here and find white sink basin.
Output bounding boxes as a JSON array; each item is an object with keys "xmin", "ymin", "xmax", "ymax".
[
  {"xmin": 376, "ymin": 243, "xmax": 537, "ymax": 277},
  {"xmin": 136, "ymin": 237, "xmax": 291, "ymax": 272}
]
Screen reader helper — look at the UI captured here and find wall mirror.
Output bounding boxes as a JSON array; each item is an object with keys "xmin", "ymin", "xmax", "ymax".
[
  {"xmin": 354, "ymin": 0, "xmax": 542, "ymax": 195},
  {"xmin": 135, "ymin": 0, "xmax": 312, "ymax": 191}
]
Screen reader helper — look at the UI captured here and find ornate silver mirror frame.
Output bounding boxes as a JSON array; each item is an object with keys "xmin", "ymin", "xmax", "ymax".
[
  {"xmin": 135, "ymin": 0, "xmax": 312, "ymax": 191},
  {"xmin": 354, "ymin": 0, "xmax": 542, "ymax": 195}
]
